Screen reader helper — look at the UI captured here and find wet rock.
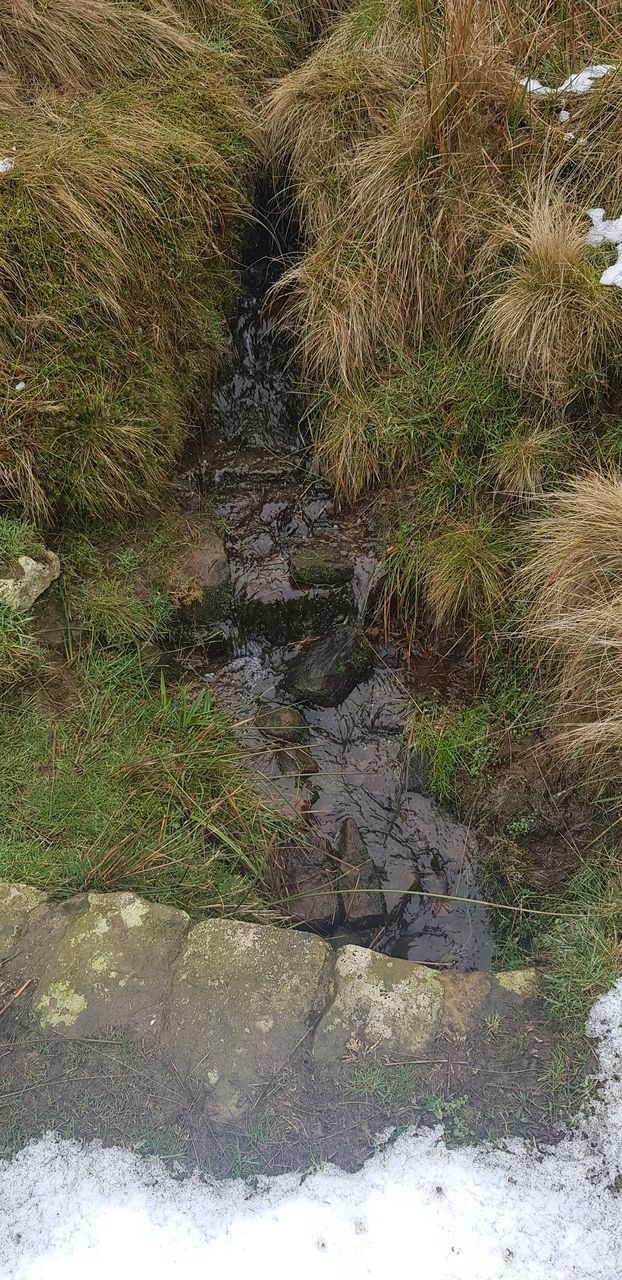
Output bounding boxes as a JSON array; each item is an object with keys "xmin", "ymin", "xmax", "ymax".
[
  {"xmin": 167, "ymin": 516, "xmax": 232, "ymax": 631},
  {"xmin": 255, "ymin": 704, "xmax": 309, "ymax": 744},
  {"xmin": 335, "ymin": 819, "xmax": 385, "ymax": 928},
  {"xmin": 313, "ymin": 946, "xmax": 444, "ymax": 1065},
  {"xmin": 282, "ymin": 627, "xmax": 373, "ymax": 707},
  {"xmin": 407, "ymin": 749, "xmax": 432, "ymax": 797},
  {"xmin": 0, "ymin": 549, "xmax": 60, "ymax": 611},
  {"xmin": 276, "ymin": 745, "xmax": 319, "ymax": 779},
  {"xmin": 237, "ymin": 555, "xmax": 353, "ymax": 644},
  {"xmin": 289, "ymin": 541, "xmax": 354, "ymax": 588},
  {"xmin": 282, "ymin": 844, "xmax": 343, "ymax": 932},
  {"xmin": 33, "ymin": 892, "xmax": 189, "ymax": 1038},
  {"xmin": 160, "ymin": 919, "xmax": 331, "ymax": 1121}
]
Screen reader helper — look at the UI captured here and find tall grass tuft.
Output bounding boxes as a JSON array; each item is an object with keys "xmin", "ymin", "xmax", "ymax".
[{"xmin": 527, "ymin": 471, "xmax": 622, "ymax": 782}]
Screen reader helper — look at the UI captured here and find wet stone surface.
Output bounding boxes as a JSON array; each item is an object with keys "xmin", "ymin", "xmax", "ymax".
[{"xmin": 179, "ymin": 226, "xmax": 493, "ymax": 971}]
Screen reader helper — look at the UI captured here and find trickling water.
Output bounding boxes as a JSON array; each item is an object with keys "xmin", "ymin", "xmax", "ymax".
[{"xmin": 182, "ymin": 220, "xmax": 493, "ymax": 971}]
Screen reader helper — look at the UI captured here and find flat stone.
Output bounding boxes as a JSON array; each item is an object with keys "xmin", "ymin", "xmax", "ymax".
[
  {"xmin": 495, "ymin": 969, "xmax": 540, "ymax": 998},
  {"xmin": 255, "ymin": 704, "xmax": 310, "ymax": 744},
  {"xmin": 0, "ymin": 550, "xmax": 60, "ymax": 611},
  {"xmin": 167, "ymin": 516, "xmax": 232, "ymax": 630},
  {"xmin": 276, "ymin": 745, "xmax": 319, "ymax": 778},
  {"xmin": 0, "ymin": 882, "xmax": 46, "ymax": 962},
  {"xmin": 160, "ymin": 919, "xmax": 331, "ymax": 1121},
  {"xmin": 33, "ymin": 892, "xmax": 189, "ymax": 1037},
  {"xmin": 283, "ymin": 845, "xmax": 343, "ymax": 932},
  {"xmin": 237, "ymin": 555, "xmax": 353, "ymax": 644},
  {"xmin": 289, "ymin": 542, "xmax": 354, "ymax": 588},
  {"xmin": 335, "ymin": 818, "xmax": 385, "ymax": 928},
  {"xmin": 313, "ymin": 945, "xmax": 444, "ymax": 1065},
  {"xmin": 282, "ymin": 627, "xmax": 373, "ymax": 707}
]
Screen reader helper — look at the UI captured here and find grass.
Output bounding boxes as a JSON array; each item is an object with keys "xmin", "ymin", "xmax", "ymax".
[
  {"xmin": 526, "ymin": 472, "xmax": 622, "ymax": 784},
  {"xmin": 407, "ymin": 702, "xmax": 497, "ymax": 806},
  {"xmin": 0, "ymin": 515, "xmax": 44, "ymax": 573},
  {"xmin": 60, "ymin": 523, "xmax": 179, "ymax": 647},
  {"xmin": 0, "ymin": 650, "xmax": 289, "ymax": 919},
  {"xmin": 490, "ymin": 840, "xmax": 622, "ymax": 1030},
  {"xmin": 0, "ymin": 603, "xmax": 41, "ymax": 690}
]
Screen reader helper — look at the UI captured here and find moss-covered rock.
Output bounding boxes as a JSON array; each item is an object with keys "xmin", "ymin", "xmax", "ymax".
[
  {"xmin": 313, "ymin": 946, "xmax": 444, "ymax": 1065},
  {"xmin": 167, "ymin": 515, "xmax": 232, "ymax": 633},
  {"xmin": 255, "ymin": 704, "xmax": 310, "ymax": 744},
  {"xmin": 33, "ymin": 892, "xmax": 189, "ymax": 1037},
  {"xmin": 0, "ymin": 882, "xmax": 45, "ymax": 963},
  {"xmin": 289, "ymin": 541, "xmax": 354, "ymax": 587},
  {"xmin": 282, "ymin": 626, "xmax": 373, "ymax": 706}
]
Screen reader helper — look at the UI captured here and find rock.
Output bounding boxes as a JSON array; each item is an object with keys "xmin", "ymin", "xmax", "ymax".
[
  {"xmin": 255, "ymin": 704, "xmax": 309, "ymax": 744},
  {"xmin": 237, "ymin": 554, "xmax": 354, "ymax": 644},
  {"xmin": 282, "ymin": 627, "xmax": 373, "ymax": 707},
  {"xmin": 160, "ymin": 919, "xmax": 331, "ymax": 1121},
  {"xmin": 0, "ymin": 882, "xmax": 46, "ymax": 963},
  {"xmin": 0, "ymin": 550, "xmax": 60, "ymax": 611},
  {"xmin": 33, "ymin": 892, "xmax": 189, "ymax": 1038},
  {"xmin": 283, "ymin": 844, "xmax": 343, "ymax": 932},
  {"xmin": 496, "ymin": 969, "xmax": 539, "ymax": 999},
  {"xmin": 313, "ymin": 946, "xmax": 444, "ymax": 1065},
  {"xmin": 167, "ymin": 516, "xmax": 232, "ymax": 631},
  {"xmin": 289, "ymin": 541, "xmax": 354, "ymax": 588},
  {"xmin": 276, "ymin": 745, "xmax": 319, "ymax": 779},
  {"xmin": 335, "ymin": 819, "xmax": 385, "ymax": 928}
]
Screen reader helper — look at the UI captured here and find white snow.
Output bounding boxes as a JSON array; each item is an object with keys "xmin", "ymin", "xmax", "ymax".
[
  {"xmin": 520, "ymin": 64, "xmax": 615, "ymax": 96},
  {"xmin": 0, "ymin": 980, "xmax": 621, "ymax": 1279},
  {"xmin": 14, "ymin": 381, "xmax": 25, "ymax": 392},
  {"xmin": 0, "ymin": 157, "xmax": 13, "ymax": 174},
  {"xmin": 558, "ymin": 108, "xmax": 571, "ymax": 123},
  {"xmin": 587, "ymin": 207, "xmax": 622, "ymax": 287}
]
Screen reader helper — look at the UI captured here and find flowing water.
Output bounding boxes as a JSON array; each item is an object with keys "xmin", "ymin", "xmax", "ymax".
[{"xmin": 181, "ymin": 224, "xmax": 493, "ymax": 971}]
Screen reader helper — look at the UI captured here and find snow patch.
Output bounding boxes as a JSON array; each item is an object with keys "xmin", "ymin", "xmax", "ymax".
[
  {"xmin": 0, "ymin": 157, "xmax": 13, "ymax": 174},
  {"xmin": 521, "ymin": 65, "xmax": 615, "ymax": 96},
  {"xmin": 587, "ymin": 207, "xmax": 622, "ymax": 287},
  {"xmin": 0, "ymin": 980, "xmax": 621, "ymax": 1277}
]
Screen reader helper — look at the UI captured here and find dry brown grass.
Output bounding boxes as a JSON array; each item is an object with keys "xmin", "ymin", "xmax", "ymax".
[
  {"xmin": 475, "ymin": 185, "xmax": 622, "ymax": 402},
  {"xmin": 264, "ymin": 8, "xmax": 417, "ymax": 238},
  {"xmin": 273, "ymin": 232, "xmax": 394, "ymax": 383},
  {"xmin": 0, "ymin": 0, "xmax": 198, "ymax": 99},
  {"xmin": 527, "ymin": 471, "xmax": 622, "ymax": 781}
]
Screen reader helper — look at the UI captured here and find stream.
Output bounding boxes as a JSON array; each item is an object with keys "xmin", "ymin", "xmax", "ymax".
[{"xmin": 181, "ymin": 220, "xmax": 493, "ymax": 971}]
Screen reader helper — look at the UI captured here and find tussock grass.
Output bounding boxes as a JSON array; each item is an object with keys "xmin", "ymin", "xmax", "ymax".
[
  {"xmin": 527, "ymin": 471, "xmax": 622, "ymax": 782},
  {"xmin": 491, "ymin": 422, "xmax": 565, "ymax": 502},
  {"xmin": 264, "ymin": 6, "xmax": 418, "ymax": 237},
  {"xmin": 420, "ymin": 515, "xmax": 511, "ymax": 632},
  {"xmin": 0, "ymin": 0, "xmax": 198, "ymax": 100},
  {"xmin": 476, "ymin": 186, "xmax": 622, "ymax": 402},
  {"xmin": 0, "ymin": 50, "xmax": 258, "ymax": 519}
]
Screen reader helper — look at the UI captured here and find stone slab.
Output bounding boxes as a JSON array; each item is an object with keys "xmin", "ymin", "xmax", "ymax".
[
  {"xmin": 313, "ymin": 945, "xmax": 444, "ymax": 1065},
  {"xmin": 0, "ymin": 882, "xmax": 46, "ymax": 963},
  {"xmin": 160, "ymin": 919, "xmax": 332, "ymax": 1121},
  {"xmin": 33, "ymin": 892, "xmax": 189, "ymax": 1037}
]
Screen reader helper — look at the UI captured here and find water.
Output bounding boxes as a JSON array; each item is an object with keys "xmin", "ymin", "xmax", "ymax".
[{"xmin": 181, "ymin": 224, "xmax": 492, "ymax": 971}]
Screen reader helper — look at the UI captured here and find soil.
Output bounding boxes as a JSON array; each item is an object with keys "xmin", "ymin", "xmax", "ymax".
[{"xmin": 0, "ymin": 980, "xmax": 595, "ymax": 1178}]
